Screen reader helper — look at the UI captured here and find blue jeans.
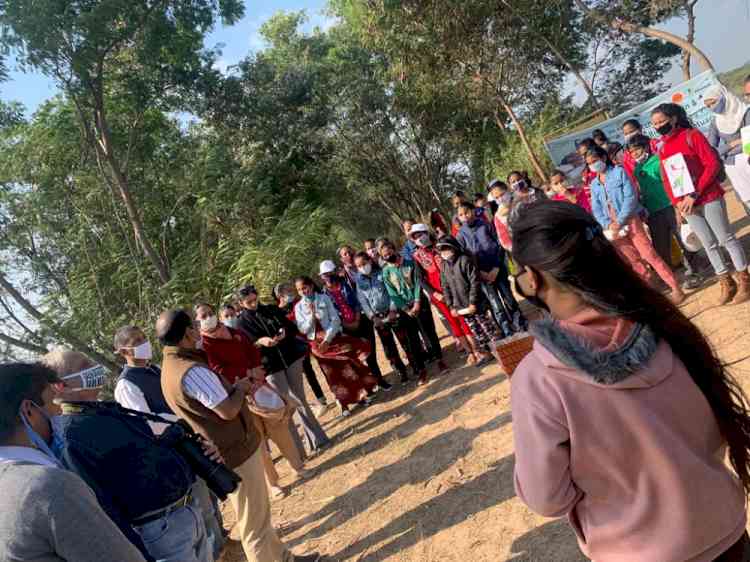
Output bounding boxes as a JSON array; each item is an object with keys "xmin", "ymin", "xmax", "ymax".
[
  {"xmin": 191, "ymin": 478, "xmax": 225, "ymax": 560},
  {"xmin": 134, "ymin": 494, "xmax": 210, "ymax": 562}
]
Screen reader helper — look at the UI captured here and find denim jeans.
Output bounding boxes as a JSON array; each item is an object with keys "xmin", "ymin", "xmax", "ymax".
[
  {"xmin": 133, "ymin": 493, "xmax": 210, "ymax": 562},
  {"xmin": 685, "ymin": 198, "xmax": 748, "ymax": 275},
  {"xmin": 191, "ymin": 478, "xmax": 224, "ymax": 560}
]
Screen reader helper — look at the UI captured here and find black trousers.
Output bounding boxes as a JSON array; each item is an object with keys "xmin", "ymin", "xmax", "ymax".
[
  {"xmin": 372, "ymin": 317, "xmax": 409, "ymax": 375},
  {"xmin": 417, "ymin": 293, "xmax": 442, "ymax": 360},
  {"xmin": 302, "ymin": 354, "xmax": 326, "ymax": 402},
  {"xmin": 344, "ymin": 316, "xmax": 387, "ymax": 383}
]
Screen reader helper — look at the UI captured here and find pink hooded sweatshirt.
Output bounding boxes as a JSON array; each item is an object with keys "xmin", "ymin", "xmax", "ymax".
[{"xmin": 512, "ymin": 309, "xmax": 746, "ymax": 562}]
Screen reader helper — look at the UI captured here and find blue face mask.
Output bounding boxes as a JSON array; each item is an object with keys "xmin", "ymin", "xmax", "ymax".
[
  {"xmin": 303, "ymin": 293, "xmax": 315, "ymax": 303},
  {"xmin": 710, "ymin": 96, "xmax": 726, "ymax": 114},
  {"xmin": 19, "ymin": 402, "xmax": 65, "ymax": 467}
]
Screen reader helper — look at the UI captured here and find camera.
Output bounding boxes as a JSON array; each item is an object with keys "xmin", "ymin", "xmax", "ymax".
[
  {"xmin": 63, "ymin": 401, "xmax": 242, "ymax": 500},
  {"xmin": 159, "ymin": 420, "xmax": 241, "ymax": 500}
]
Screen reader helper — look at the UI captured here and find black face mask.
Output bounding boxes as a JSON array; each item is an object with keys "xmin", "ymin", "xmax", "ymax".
[
  {"xmin": 655, "ymin": 122, "xmax": 674, "ymax": 136},
  {"xmin": 385, "ymin": 254, "xmax": 399, "ymax": 264}
]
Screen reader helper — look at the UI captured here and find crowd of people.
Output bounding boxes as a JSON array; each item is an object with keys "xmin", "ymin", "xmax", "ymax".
[{"xmin": 2, "ymin": 75, "xmax": 750, "ymax": 562}]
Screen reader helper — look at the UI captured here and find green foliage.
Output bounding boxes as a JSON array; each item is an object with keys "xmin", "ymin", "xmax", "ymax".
[{"xmin": 719, "ymin": 62, "xmax": 750, "ymax": 96}]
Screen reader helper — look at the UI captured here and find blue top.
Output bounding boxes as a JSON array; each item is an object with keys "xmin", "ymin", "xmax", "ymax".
[
  {"xmin": 456, "ymin": 219, "xmax": 503, "ymax": 272},
  {"xmin": 355, "ymin": 269, "xmax": 397, "ymax": 319},
  {"xmin": 400, "ymin": 239, "xmax": 417, "ymax": 262},
  {"xmin": 294, "ymin": 293, "xmax": 342, "ymax": 343},
  {"xmin": 590, "ymin": 165, "xmax": 642, "ymax": 228}
]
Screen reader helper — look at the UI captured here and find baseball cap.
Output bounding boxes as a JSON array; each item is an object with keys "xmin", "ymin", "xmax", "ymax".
[{"xmin": 319, "ymin": 260, "xmax": 337, "ymax": 275}]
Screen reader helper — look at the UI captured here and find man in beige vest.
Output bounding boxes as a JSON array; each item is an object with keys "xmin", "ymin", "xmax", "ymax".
[{"xmin": 157, "ymin": 309, "xmax": 321, "ymax": 562}]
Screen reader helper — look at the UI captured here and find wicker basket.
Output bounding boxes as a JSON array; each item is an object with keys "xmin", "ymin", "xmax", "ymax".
[{"xmin": 495, "ymin": 333, "xmax": 535, "ymax": 377}]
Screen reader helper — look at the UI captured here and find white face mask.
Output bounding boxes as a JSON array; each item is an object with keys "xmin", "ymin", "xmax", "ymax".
[
  {"xmin": 132, "ymin": 340, "xmax": 153, "ymax": 360},
  {"xmin": 222, "ymin": 317, "xmax": 239, "ymax": 329},
  {"xmin": 440, "ymin": 251, "xmax": 454, "ymax": 261},
  {"xmin": 200, "ymin": 315, "xmax": 218, "ymax": 331},
  {"xmin": 358, "ymin": 263, "xmax": 373, "ymax": 276}
]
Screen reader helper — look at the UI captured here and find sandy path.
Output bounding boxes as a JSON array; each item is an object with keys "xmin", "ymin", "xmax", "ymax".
[{"xmin": 219, "ymin": 191, "xmax": 750, "ymax": 562}]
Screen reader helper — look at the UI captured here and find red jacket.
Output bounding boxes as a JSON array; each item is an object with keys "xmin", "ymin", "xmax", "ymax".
[
  {"xmin": 657, "ymin": 127, "xmax": 723, "ymax": 207},
  {"xmin": 202, "ymin": 327, "xmax": 262, "ymax": 384}
]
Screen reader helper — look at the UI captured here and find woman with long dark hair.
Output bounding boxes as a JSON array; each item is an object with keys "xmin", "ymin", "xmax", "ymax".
[
  {"xmin": 652, "ymin": 102, "xmax": 750, "ymax": 305},
  {"xmin": 294, "ymin": 276, "xmax": 378, "ymax": 417},
  {"xmin": 510, "ymin": 200, "xmax": 750, "ymax": 562},
  {"xmin": 587, "ymin": 143, "xmax": 685, "ymax": 304}
]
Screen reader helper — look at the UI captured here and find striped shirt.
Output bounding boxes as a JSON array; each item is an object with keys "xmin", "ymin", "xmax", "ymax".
[{"xmin": 181, "ymin": 366, "xmax": 228, "ymax": 409}]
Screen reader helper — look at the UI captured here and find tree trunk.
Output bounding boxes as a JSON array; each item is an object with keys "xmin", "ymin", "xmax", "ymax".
[
  {"xmin": 94, "ymin": 106, "xmax": 171, "ymax": 284},
  {"xmin": 495, "ymin": 102, "xmax": 548, "ymax": 184},
  {"xmin": 0, "ymin": 332, "xmax": 49, "ymax": 355},
  {"xmin": 681, "ymin": 0, "xmax": 698, "ymax": 80},
  {"xmin": 0, "ymin": 272, "xmax": 121, "ymax": 371},
  {"xmin": 574, "ymin": 0, "xmax": 714, "ymax": 74},
  {"xmin": 541, "ymin": 35, "xmax": 600, "ymax": 108}
]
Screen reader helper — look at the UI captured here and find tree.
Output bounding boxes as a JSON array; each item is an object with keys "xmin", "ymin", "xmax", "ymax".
[
  {"xmin": 574, "ymin": 0, "xmax": 714, "ymax": 77},
  {"xmin": 0, "ymin": 0, "xmax": 245, "ymax": 284}
]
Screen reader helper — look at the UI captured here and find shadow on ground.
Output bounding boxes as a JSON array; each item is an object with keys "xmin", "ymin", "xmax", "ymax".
[{"xmin": 508, "ymin": 518, "xmax": 587, "ymax": 562}]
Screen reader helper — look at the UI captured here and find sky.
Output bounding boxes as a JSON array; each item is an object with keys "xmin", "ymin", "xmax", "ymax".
[{"xmin": 0, "ymin": 0, "xmax": 748, "ymax": 115}]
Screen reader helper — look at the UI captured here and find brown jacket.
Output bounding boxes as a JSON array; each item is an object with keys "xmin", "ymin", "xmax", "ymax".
[{"xmin": 161, "ymin": 346, "xmax": 260, "ymax": 469}]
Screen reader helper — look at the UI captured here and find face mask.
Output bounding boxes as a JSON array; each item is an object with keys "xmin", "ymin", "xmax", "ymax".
[
  {"xmin": 366, "ymin": 249, "xmax": 378, "ymax": 259},
  {"xmin": 303, "ymin": 293, "xmax": 315, "ymax": 303},
  {"xmin": 635, "ymin": 152, "xmax": 650, "ymax": 164},
  {"xmin": 623, "ymin": 131, "xmax": 637, "ymax": 141},
  {"xmin": 655, "ymin": 122, "xmax": 674, "ymax": 136},
  {"xmin": 511, "ymin": 179, "xmax": 527, "ymax": 191},
  {"xmin": 385, "ymin": 254, "xmax": 398, "ymax": 264},
  {"xmin": 222, "ymin": 317, "xmax": 239, "ymax": 329},
  {"xmin": 19, "ymin": 402, "xmax": 64, "ymax": 467},
  {"xmin": 589, "ymin": 160, "xmax": 607, "ymax": 173},
  {"xmin": 130, "ymin": 341, "xmax": 152, "ymax": 361},
  {"xmin": 61, "ymin": 364, "xmax": 107, "ymax": 390},
  {"xmin": 439, "ymin": 251, "xmax": 454, "ymax": 261},
  {"xmin": 200, "ymin": 315, "xmax": 218, "ymax": 331},
  {"xmin": 415, "ymin": 233, "xmax": 430, "ymax": 247},
  {"xmin": 709, "ymin": 96, "xmax": 726, "ymax": 114},
  {"xmin": 358, "ymin": 263, "xmax": 372, "ymax": 276}
]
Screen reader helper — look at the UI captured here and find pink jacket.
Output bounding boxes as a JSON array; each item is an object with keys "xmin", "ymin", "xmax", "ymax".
[{"xmin": 512, "ymin": 309, "xmax": 746, "ymax": 562}]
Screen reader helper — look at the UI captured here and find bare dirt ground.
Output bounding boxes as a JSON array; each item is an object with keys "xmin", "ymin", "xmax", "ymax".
[{"xmin": 219, "ymin": 192, "xmax": 750, "ymax": 562}]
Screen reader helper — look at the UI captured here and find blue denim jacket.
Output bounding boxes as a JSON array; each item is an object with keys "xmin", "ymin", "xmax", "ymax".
[
  {"xmin": 57, "ymin": 407, "xmax": 195, "ymax": 562},
  {"xmin": 355, "ymin": 269, "xmax": 396, "ymax": 319},
  {"xmin": 294, "ymin": 293, "xmax": 342, "ymax": 343},
  {"xmin": 590, "ymin": 165, "xmax": 642, "ymax": 228}
]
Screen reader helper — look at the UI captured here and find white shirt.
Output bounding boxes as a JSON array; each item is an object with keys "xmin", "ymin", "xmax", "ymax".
[
  {"xmin": 114, "ymin": 379, "xmax": 178, "ymax": 436},
  {"xmin": 0, "ymin": 446, "xmax": 58, "ymax": 467},
  {"xmin": 181, "ymin": 366, "xmax": 229, "ymax": 410}
]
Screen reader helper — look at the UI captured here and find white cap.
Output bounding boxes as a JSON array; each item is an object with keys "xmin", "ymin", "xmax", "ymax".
[
  {"xmin": 408, "ymin": 223, "xmax": 429, "ymax": 237},
  {"xmin": 319, "ymin": 260, "xmax": 337, "ymax": 275}
]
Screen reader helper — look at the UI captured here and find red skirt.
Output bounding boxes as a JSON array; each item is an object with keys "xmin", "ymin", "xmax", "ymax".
[{"xmin": 310, "ymin": 333, "xmax": 378, "ymax": 408}]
